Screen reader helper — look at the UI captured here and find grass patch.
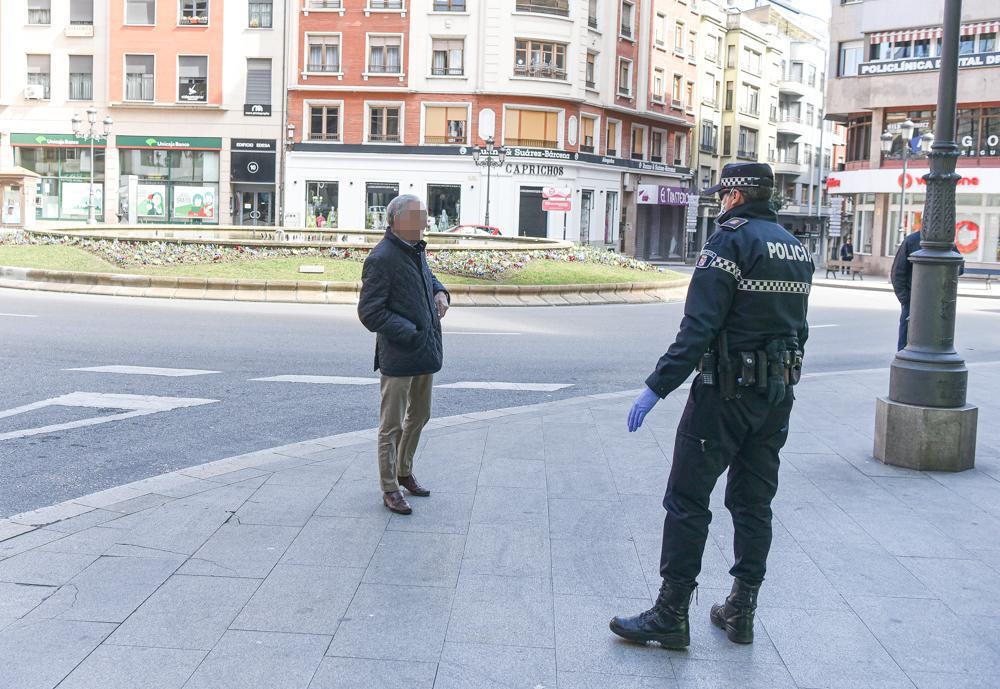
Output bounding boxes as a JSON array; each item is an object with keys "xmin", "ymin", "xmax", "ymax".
[{"xmin": 0, "ymin": 243, "xmax": 684, "ymax": 285}]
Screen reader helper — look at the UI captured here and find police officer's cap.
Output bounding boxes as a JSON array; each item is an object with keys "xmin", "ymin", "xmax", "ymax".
[{"xmin": 702, "ymin": 162, "xmax": 774, "ymax": 196}]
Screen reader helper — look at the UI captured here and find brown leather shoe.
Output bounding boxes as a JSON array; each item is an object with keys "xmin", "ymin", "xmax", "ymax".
[
  {"xmin": 398, "ymin": 474, "xmax": 430, "ymax": 497},
  {"xmin": 383, "ymin": 490, "xmax": 412, "ymax": 514}
]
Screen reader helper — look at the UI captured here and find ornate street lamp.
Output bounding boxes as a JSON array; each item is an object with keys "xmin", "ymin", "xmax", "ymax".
[
  {"xmin": 875, "ymin": 0, "xmax": 977, "ymax": 471},
  {"xmin": 881, "ymin": 120, "xmax": 933, "ymax": 249},
  {"xmin": 471, "ymin": 136, "xmax": 506, "ymax": 228},
  {"xmin": 71, "ymin": 106, "xmax": 112, "ymax": 225}
]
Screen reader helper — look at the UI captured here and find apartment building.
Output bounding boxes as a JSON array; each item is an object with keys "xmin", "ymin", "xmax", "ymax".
[
  {"xmin": 0, "ymin": 0, "xmax": 287, "ymax": 227},
  {"xmin": 284, "ymin": 0, "xmax": 696, "ymax": 256},
  {"xmin": 826, "ymin": 0, "xmax": 999, "ymax": 274}
]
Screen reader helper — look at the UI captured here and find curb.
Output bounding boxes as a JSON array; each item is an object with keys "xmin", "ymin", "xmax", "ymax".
[
  {"xmin": 0, "ymin": 265, "xmax": 690, "ymax": 307},
  {"xmin": 814, "ymin": 276, "xmax": 999, "ymax": 300}
]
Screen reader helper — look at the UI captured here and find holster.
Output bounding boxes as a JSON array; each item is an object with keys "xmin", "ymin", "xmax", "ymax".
[{"xmin": 700, "ymin": 333, "xmax": 804, "ymax": 399}]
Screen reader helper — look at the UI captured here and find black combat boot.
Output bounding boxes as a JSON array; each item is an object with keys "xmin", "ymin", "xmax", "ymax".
[
  {"xmin": 609, "ymin": 580, "xmax": 694, "ymax": 649},
  {"xmin": 710, "ymin": 579, "xmax": 760, "ymax": 644}
]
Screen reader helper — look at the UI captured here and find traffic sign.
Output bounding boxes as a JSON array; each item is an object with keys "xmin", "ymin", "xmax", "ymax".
[{"xmin": 542, "ymin": 198, "xmax": 572, "ymax": 212}]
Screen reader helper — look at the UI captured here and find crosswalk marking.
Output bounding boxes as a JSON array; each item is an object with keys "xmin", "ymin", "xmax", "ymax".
[
  {"xmin": 443, "ymin": 331, "xmax": 523, "ymax": 336},
  {"xmin": 0, "ymin": 313, "xmax": 38, "ymax": 318},
  {"xmin": 251, "ymin": 375, "xmax": 380, "ymax": 385},
  {"xmin": 436, "ymin": 382, "xmax": 573, "ymax": 392},
  {"xmin": 0, "ymin": 392, "xmax": 218, "ymax": 442},
  {"xmin": 65, "ymin": 366, "xmax": 220, "ymax": 377}
]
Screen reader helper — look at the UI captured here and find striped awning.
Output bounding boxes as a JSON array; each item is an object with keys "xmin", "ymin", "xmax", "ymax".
[{"xmin": 870, "ymin": 20, "xmax": 1000, "ymax": 44}]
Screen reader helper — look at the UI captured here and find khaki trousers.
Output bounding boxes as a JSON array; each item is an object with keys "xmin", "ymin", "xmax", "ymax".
[{"xmin": 377, "ymin": 374, "xmax": 433, "ymax": 493}]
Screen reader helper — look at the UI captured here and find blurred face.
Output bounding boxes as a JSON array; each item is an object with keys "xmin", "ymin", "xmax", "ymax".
[{"xmin": 392, "ymin": 200, "xmax": 428, "ymax": 243}]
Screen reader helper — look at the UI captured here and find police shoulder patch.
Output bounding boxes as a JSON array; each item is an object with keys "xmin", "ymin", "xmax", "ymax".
[
  {"xmin": 695, "ymin": 249, "xmax": 717, "ymax": 269},
  {"xmin": 720, "ymin": 217, "xmax": 748, "ymax": 231}
]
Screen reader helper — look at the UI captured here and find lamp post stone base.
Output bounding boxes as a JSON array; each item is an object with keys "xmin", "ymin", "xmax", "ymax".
[{"xmin": 874, "ymin": 397, "xmax": 977, "ymax": 472}]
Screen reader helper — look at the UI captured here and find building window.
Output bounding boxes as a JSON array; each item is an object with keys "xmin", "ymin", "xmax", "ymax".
[
  {"xmin": 179, "ymin": 0, "xmax": 209, "ymax": 25},
  {"xmin": 686, "ymin": 81, "xmax": 694, "ymax": 110},
  {"xmin": 671, "ymin": 74, "xmax": 683, "ymax": 107},
  {"xmin": 424, "ymin": 105, "xmax": 467, "ymax": 144},
  {"xmin": 959, "ymin": 35, "xmax": 975, "ymax": 55},
  {"xmin": 431, "ymin": 39, "xmax": 464, "ymax": 76},
  {"xmin": 980, "ymin": 32, "xmax": 997, "ymax": 53},
  {"xmin": 654, "ymin": 13, "xmax": 665, "ymax": 46},
  {"xmin": 724, "ymin": 81, "xmax": 733, "ymax": 110},
  {"xmin": 125, "ymin": 55, "xmax": 154, "ymax": 101},
  {"xmin": 650, "ymin": 130, "xmax": 663, "ymax": 162},
  {"xmin": 433, "ymin": 0, "xmax": 466, "ymax": 10},
  {"xmin": 588, "ymin": 0, "xmax": 597, "ymax": 28},
  {"xmin": 674, "ymin": 22, "xmax": 684, "ymax": 54},
  {"xmin": 70, "ymin": 0, "xmax": 94, "ymax": 24},
  {"xmin": 366, "ymin": 183, "xmax": 399, "ymax": 229},
  {"xmin": 651, "ymin": 68, "xmax": 665, "ymax": 102},
  {"xmin": 126, "ymin": 0, "xmax": 155, "ymax": 25},
  {"xmin": 428, "ymin": 184, "xmax": 461, "ymax": 231},
  {"xmin": 15, "ymin": 145, "xmax": 106, "ymax": 221},
  {"xmin": 620, "ymin": 1, "xmax": 634, "ymax": 39},
  {"xmin": 838, "ymin": 40, "xmax": 863, "ymax": 77},
  {"xmin": 307, "ymin": 35, "xmax": 340, "ymax": 73},
  {"xmin": 249, "ymin": 0, "xmax": 272, "ymax": 27},
  {"xmin": 369, "ymin": 105, "xmax": 401, "ymax": 143},
  {"xmin": 305, "ymin": 0, "xmax": 343, "ymax": 8},
  {"xmin": 177, "ymin": 56, "xmax": 207, "ymax": 102},
  {"xmin": 743, "ymin": 48, "xmax": 762, "ymax": 75},
  {"xmin": 368, "ymin": 35, "xmax": 402, "ymax": 74},
  {"xmin": 26, "ymin": 54, "xmax": 51, "ymax": 99},
  {"xmin": 699, "ymin": 121, "xmax": 718, "ymax": 154},
  {"xmin": 504, "ymin": 108, "xmax": 559, "ymax": 148},
  {"xmin": 515, "ymin": 0, "xmax": 568, "ymax": 16},
  {"xmin": 742, "ymin": 84, "xmax": 759, "ymax": 117},
  {"xmin": 617, "ymin": 58, "xmax": 632, "ymax": 96},
  {"xmin": 246, "ymin": 58, "xmax": 271, "ymax": 107},
  {"xmin": 674, "ymin": 132, "xmax": 687, "ymax": 166},
  {"xmin": 723, "ymin": 125, "xmax": 732, "ymax": 156},
  {"xmin": 737, "ymin": 126, "xmax": 758, "ymax": 160},
  {"xmin": 514, "ymin": 39, "xmax": 567, "ymax": 80},
  {"xmin": 581, "ymin": 116, "xmax": 597, "ymax": 152},
  {"xmin": 69, "ymin": 55, "xmax": 93, "ymax": 100},
  {"xmin": 585, "ymin": 52, "xmax": 597, "ymax": 89},
  {"xmin": 369, "ymin": 0, "xmax": 403, "ymax": 9},
  {"xmin": 631, "ymin": 126, "xmax": 645, "ymax": 160},
  {"xmin": 727, "ymin": 44, "xmax": 735, "ymax": 68},
  {"xmin": 806, "ymin": 103, "xmax": 815, "ymax": 127},
  {"xmin": 27, "ymin": 0, "xmax": 51, "ymax": 24},
  {"xmin": 689, "ymin": 31, "xmax": 697, "ymax": 59},
  {"xmin": 606, "ymin": 120, "xmax": 619, "ymax": 156},
  {"xmin": 309, "ymin": 104, "xmax": 340, "ymax": 141},
  {"xmin": 306, "ymin": 181, "xmax": 338, "ymax": 228},
  {"xmin": 118, "ymin": 148, "xmax": 220, "ymax": 224}
]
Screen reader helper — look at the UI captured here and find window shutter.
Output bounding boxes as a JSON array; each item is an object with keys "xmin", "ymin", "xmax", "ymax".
[{"xmin": 246, "ymin": 58, "xmax": 271, "ymax": 104}]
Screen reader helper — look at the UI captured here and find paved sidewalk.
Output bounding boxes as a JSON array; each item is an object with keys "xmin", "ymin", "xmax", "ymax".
[
  {"xmin": 1, "ymin": 366, "xmax": 999, "ymax": 689},
  {"xmin": 811, "ymin": 272, "xmax": 998, "ymax": 300}
]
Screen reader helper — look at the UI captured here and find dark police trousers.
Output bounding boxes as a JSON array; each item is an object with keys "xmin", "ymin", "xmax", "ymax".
[{"xmin": 660, "ymin": 375, "xmax": 793, "ymax": 588}]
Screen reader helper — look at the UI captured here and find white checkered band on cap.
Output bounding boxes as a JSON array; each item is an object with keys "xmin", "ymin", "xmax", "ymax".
[{"xmin": 722, "ymin": 176, "xmax": 770, "ymax": 188}]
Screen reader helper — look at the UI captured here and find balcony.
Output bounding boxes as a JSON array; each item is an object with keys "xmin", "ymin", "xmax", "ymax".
[
  {"xmin": 778, "ymin": 78, "xmax": 807, "ymax": 96},
  {"xmin": 515, "ymin": 0, "xmax": 569, "ymax": 16},
  {"xmin": 367, "ymin": 63, "xmax": 402, "ymax": 75},
  {"xmin": 617, "ymin": 86, "xmax": 632, "ymax": 98},
  {"xmin": 739, "ymin": 107, "xmax": 760, "ymax": 119},
  {"xmin": 620, "ymin": 23, "xmax": 633, "ymax": 39},
  {"xmin": 736, "ymin": 148, "xmax": 757, "ymax": 161},
  {"xmin": 514, "ymin": 63, "xmax": 567, "ymax": 80},
  {"xmin": 671, "ymin": 98, "xmax": 683, "ymax": 109},
  {"xmin": 306, "ymin": 0, "xmax": 343, "ymax": 7},
  {"xmin": 369, "ymin": 0, "xmax": 404, "ymax": 8},
  {"xmin": 369, "ymin": 132, "xmax": 401, "ymax": 143},
  {"xmin": 307, "ymin": 63, "xmax": 340, "ymax": 73},
  {"xmin": 772, "ymin": 151, "xmax": 807, "ymax": 174},
  {"xmin": 506, "ymin": 138, "xmax": 558, "ymax": 148},
  {"xmin": 699, "ymin": 142, "xmax": 718, "ymax": 155},
  {"xmin": 776, "ymin": 114, "xmax": 808, "ymax": 137},
  {"xmin": 424, "ymin": 134, "xmax": 467, "ymax": 144},
  {"xmin": 585, "ymin": 79, "xmax": 596, "ymax": 90},
  {"xmin": 431, "ymin": 66, "xmax": 464, "ymax": 76}
]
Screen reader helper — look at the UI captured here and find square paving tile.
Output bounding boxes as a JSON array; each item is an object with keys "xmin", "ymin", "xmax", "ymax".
[
  {"xmin": 232, "ymin": 564, "xmax": 362, "ymax": 635},
  {"xmin": 551, "ymin": 537, "xmax": 648, "ymax": 599},
  {"xmin": 477, "ymin": 458, "xmax": 546, "ymax": 489},
  {"xmin": 0, "ymin": 550, "xmax": 98, "ymax": 586},
  {"xmin": 386, "ymin": 491, "xmax": 474, "ymax": 535},
  {"xmin": 363, "ymin": 530, "xmax": 465, "ymax": 588},
  {"xmin": 281, "ymin": 516, "xmax": 385, "ymax": 569},
  {"xmin": 557, "ymin": 672, "xmax": 678, "ymax": 689},
  {"xmin": 471, "ymin": 487, "xmax": 548, "ymax": 529},
  {"xmin": 669, "ymin": 658, "xmax": 798, "ymax": 689},
  {"xmin": 434, "ymin": 641, "xmax": 556, "ymax": 689},
  {"xmin": 236, "ymin": 485, "xmax": 331, "ymax": 527},
  {"xmin": 108, "ymin": 574, "xmax": 260, "ymax": 650},
  {"xmin": 183, "ymin": 630, "xmax": 330, "ymax": 689},
  {"xmin": 548, "ymin": 498, "xmax": 631, "ymax": 541},
  {"xmin": 460, "ymin": 524, "xmax": 551, "ymax": 579},
  {"xmin": 327, "ymin": 583, "xmax": 453, "ymax": 662},
  {"xmin": 0, "ymin": 581, "xmax": 56, "ymax": 619},
  {"xmin": 179, "ymin": 522, "xmax": 300, "ymax": 578},
  {"xmin": 0, "ymin": 618, "xmax": 115, "ymax": 689},
  {"xmin": 899, "ymin": 556, "xmax": 1000, "ymax": 616},
  {"xmin": 447, "ymin": 574, "xmax": 554, "ymax": 647},
  {"xmin": 56, "ymin": 644, "xmax": 206, "ymax": 689},
  {"xmin": 308, "ymin": 657, "xmax": 437, "ymax": 689}
]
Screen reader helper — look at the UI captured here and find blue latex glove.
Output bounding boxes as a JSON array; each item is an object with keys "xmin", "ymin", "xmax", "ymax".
[{"xmin": 628, "ymin": 386, "xmax": 661, "ymax": 432}]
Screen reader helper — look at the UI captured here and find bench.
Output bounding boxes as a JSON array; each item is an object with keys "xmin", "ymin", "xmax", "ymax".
[
  {"xmin": 825, "ymin": 259, "xmax": 864, "ymax": 280},
  {"xmin": 962, "ymin": 267, "xmax": 998, "ymax": 290}
]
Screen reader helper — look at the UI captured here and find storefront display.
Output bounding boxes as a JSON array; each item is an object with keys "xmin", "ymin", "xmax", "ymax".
[
  {"xmin": 306, "ymin": 181, "xmax": 338, "ymax": 228},
  {"xmin": 365, "ymin": 182, "xmax": 399, "ymax": 229},
  {"xmin": 117, "ymin": 136, "xmax": 221, "ymax": 224},
  {"xmin": 137, "ymin": 184, "xmax": 167, "ymax": 219},
  {"xmin": 427, "ymin": 184, "xmax": 461, "ymax": 231},
  {"xmin": 11, "ymin": 133, "xmax": 106, "ymax": 221},
  {"xmin": 60, "ymin": 181, "xmax": 102, "ymax": 219}
]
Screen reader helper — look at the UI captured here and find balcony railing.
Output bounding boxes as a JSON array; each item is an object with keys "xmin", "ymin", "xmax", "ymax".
[
  {"xmin": 514, "ymin": 63, "xmax": 567, "ymax": 80},
  {"xmin": 617, "ymin": 86, "xmax": 632, "ymax": 98},
  {"xmin": 307, "ymin": 62, "xmax": 340, "ymax": 73},
  {"xmin": 369, "ymin": 132, "xmax": 401, "ymax": 143},
  {"xmin": 650, "ymin": 155, "xmax": 663, "ymax": 163},
  {"xmin": 699, "ymin": 142, "xmax": 717, "ymax": 155},
  {"xmin": 580, "ymin": 144, "xmax": 595, "ymax": 153},
  {"xmin": 620, "ymin": 23, "xmax": 633, "ymax": 39},
  {"xmin": 424, "ymin": 135, "xmax": 467, "ymax": 144},
  {"xmin": 739, "ymin": 107, "xmax": 760, "ymax": 117},
  {"xmin": 369, "ymin": 0, "xmax": 403, "ymax": 8},
  {"xmin": 776, "ymin": 151, "xmax": 801, "ymax": 164},
  {"xmin": 367, "ymin": 63, "xmax": 402, "ymax": 74},
  {"xmin": 671, "ymin": 98, "xmax": 683, "ymax": 109},
  {"xmin": 179, "ymin": 14, "xmax": 209, "ymax": 25},
  {"xmin": 515, "ymin": 0, "xmax": 569, "ymax": 16},
  {"xmin": 631, "ymin": 151, "xmax": 644, "ymax": 161},
  {"xmin": 505, "ymin": 138, "xmax": 558, "ymax": 148},
  {"xmin": 307, "ymin": 0, "xmax": 342, "ymax": 7},
  {"xmin": 588, "ymin": 16, "xmax": 598, "ymax": 29},
  {"xmin": 736, "ymin": 148, "xmax": 757, "ymax": 160},
  {"xmin": 585, "ymin": 79, "xmax": 596, "ymax": 89},
  {"xmin": 780, "ymin": 114, "xmax": 802, "ymax": 123},
  {"xmin": 607, "ymin": 148, "xmax": 617, "ymax": 157},
  {"xmin": 431, "ymin": 66, "xmax": 464, "ymax": 76}
]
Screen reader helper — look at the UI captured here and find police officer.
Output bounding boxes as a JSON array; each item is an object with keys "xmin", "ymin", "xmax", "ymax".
[{"xmin": 611, "ymin": 162, "xmax": 812, "ymax": 649}]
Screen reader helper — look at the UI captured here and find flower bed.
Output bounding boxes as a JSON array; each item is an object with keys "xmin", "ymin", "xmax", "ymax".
[{"xmin": 1, "ymin": 233, "xmax": 668, "ymax": 282}]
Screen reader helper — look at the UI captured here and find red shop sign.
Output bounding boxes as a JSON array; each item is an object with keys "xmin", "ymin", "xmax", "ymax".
[{"xmin": 955, "ymin": 220, "xmax": 980, "ymax": 254}]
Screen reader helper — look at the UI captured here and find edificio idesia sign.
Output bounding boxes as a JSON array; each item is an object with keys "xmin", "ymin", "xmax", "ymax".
[{"xmin": 859, "ymin": 51, "xmax": 1000, "ymax": 75}]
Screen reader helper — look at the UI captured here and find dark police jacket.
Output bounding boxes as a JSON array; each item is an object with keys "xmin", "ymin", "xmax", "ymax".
[
  {"xmin": 646, "ymin": 200, "xmax": 813, "ymax": 398},
  {"xmin": 890, "ymin": 231, "xmax": 964, "ymax": 305},
  {"xmin": 358, "ymin": 229, "xmax": 450, "ymax": 377}
]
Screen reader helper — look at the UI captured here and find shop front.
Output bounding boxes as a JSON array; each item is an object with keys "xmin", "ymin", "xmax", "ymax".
[
  {"xmin": 230, "ymin": 139, "xmax": 276, "ymax": 226},
  {"xmin": 117, "ymin": 136, "xmax": 221, "ymax": 225},
  {"xmin": 11, "ymin": 133, "xmax": 106, "ymax": 222},
  {"xmin": 633, "ymin": 182, "xmax": 694, "ymax": 262},
  {"xmin": 826, "ymin": 166, "xmax": 1000, "ymax": 272}
]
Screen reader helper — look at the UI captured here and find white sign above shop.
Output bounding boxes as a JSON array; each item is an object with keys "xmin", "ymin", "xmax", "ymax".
[{"xmin": 826, "ymin": 167, "xmax": 1000, "ymax": 195}]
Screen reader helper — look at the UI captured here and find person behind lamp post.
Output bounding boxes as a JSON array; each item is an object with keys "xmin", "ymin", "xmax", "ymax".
[
  {"xmin": 839, "ymin": 237, "xmax": 854, "ymax": 274},
  {"xmin": 890, "ymin": 230, "xmax": 963, "ymax": 352},
  {"xmin": 358, "ymin": 194, "xmax": 450, "ymax": 515},
  {"xmin": 611, "ymin": 162, "xmax": 812, "ymax": 650}
]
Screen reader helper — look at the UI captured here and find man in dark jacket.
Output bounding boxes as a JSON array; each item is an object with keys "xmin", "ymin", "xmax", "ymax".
[
  {"xmin": 891, "ymin": 230, "xmax": 963, "ymax": 351},
  {"xmin": 839, "ymin": 238, "xmax": 854, "ymax": 274},
  {"xmin": 358, "ymin": 194, "xmax": 450, "ymax": 515}
]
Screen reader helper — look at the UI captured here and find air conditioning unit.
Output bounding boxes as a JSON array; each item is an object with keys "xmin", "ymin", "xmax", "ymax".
[{"xmin": 24, "ymin": 84, "xmax": 45, "ymax": 100}]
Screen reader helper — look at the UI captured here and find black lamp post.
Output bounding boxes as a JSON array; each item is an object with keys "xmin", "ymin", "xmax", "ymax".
[
  {"xmin": 471, "ymin": 136, "xmax": 506, "ymax": 228},
  {"xmin": 874, "ymin": 0, "xmax": 978, "ymax": 471}
]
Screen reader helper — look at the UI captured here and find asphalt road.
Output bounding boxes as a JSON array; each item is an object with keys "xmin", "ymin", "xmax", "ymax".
[{"xmin": 2, "ymin": 284, "xmax": 999, "ymax": 516}]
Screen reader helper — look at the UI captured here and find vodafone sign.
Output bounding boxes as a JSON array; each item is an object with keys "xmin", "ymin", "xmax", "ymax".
[{"xmin": 825, "ymin": 168, "xmax": 1000, "ymax": 195}]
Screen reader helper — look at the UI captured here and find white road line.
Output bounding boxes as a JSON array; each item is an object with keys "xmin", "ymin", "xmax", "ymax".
[
  {"xmin": 0, "ymin": 392, "xmax": 217, "ymax": 442},
  {"xmin": 64, "ymin": 366, "xmax": 220, "ymax": 377},
  {"xmin": 436, "ymin": 382, "xmax": 574, "ymax": 392},
  {"xmin": 810, "ymin": 324, "xmax": 839, "ymax": 329},
  {"xmin": 0, "ymin": 313, "xmax": 37, "ymax": 318},
  {"xmin": 251, "ymin": 375, "xmax": 380, "ymax": 385},
  {"xmin": 443, "ymin": 331, "xmax": 523, "ymax": 336}
]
